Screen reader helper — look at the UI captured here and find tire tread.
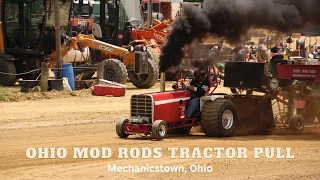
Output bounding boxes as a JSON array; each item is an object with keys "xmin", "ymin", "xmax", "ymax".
[
  {"xmin": 201, "ymin": 99, "xmax": 237, "ymax": 137},
  {"xmin": 104, "ymin": 59, "xmax": 128, "ymax": 84}
]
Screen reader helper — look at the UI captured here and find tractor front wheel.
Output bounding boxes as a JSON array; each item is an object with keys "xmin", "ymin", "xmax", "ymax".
[
  {"xmin": 151, "ymin": 120, "xmax": 167, "ymax": 140},
  {"xmin": 0, "ymin": 59, "xmax": 17, "ymax": 86},
  {"xmin": 103, "ymin": 59, "xmax": 128, "ymax": 84},
  {"xmin": 116, "ymin": 119, "xmax": 129, "ymax": 138},
  {"xmin": 201, "ymin": 99, "xmax": 238, "ymax": 137},
  {"xmin": 128, "ymin": 58, "xmax": 158, "ymax": 88}
]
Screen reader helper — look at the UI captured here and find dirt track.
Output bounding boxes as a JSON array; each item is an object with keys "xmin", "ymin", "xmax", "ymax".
[{"xmin": 0, "ymin": 83, "xmax": 320, "ymax": 180}]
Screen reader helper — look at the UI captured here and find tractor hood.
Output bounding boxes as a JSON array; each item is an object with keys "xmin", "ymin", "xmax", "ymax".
[{"xmin": 130, "ymin": 90, "xmax": 190, "ymax": 123}]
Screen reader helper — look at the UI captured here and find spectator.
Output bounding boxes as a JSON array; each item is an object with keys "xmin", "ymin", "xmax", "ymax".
[
  {"xmin": 257, "ymin": 44, "xmax": 271, "ymax": 76},
  {"xmin": 231, "ymin": 43, "xmax": 246, "ymax": 61},
  {"xmin": 270, "ymin": 41, "xmax": 287, "ymax": 77}
]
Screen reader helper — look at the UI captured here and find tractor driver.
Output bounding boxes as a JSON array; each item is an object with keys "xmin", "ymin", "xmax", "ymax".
[{"xmin": 185, "ymin": 69, "xmax": 210, "ymax": 118}]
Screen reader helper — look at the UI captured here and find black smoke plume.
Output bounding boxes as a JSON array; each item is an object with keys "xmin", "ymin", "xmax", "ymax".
[{"xmin": 160, "ymin": 0, "xmax": 320, "ymax": 72}]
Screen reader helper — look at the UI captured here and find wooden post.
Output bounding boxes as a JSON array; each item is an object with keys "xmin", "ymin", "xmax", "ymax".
[
  {"xmin": 41, "ymin": 62, "xmax": 49, "ymax": 92},
  {"xmin": 97, "ymin": 62, "xmax": 105, "ymax": 84},
  {"xmin": 54, "ymin": 0, "xmax": 62, "ymax": 79},
  {"xmin": 160, "ymin": 72, "xmax": 165, "ymax": 92}
]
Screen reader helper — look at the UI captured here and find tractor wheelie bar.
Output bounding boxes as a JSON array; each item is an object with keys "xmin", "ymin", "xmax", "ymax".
[{"xmin": 117, "ymin": 60, "xmax": 318, "ymax": 140}]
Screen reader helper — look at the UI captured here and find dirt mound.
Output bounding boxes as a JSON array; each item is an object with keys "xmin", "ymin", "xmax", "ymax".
[{"xmin": 0, "ymin": 86, "xmax": 93, "ymax": 102}]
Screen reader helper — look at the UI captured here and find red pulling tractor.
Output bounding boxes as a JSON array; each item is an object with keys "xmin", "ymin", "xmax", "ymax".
[{"xmin": 116, "ymin": 61, "xmax": 320, "ymax": 140}]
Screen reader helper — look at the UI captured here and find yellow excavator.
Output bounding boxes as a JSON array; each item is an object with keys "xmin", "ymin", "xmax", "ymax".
[{"xmin": 0, "ymin": 0, "xmax": 158, "ymax": 88}]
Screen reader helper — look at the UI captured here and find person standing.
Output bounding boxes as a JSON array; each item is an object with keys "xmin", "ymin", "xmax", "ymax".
[
  {"xmin": 231, "ymin": 43, "xmax": 246, "ymax": 62},
  {"xmin": 257, "ymin": 44, "xmax": 271, "ymax": 76},
  {"xmin": 270, "ymin": 41, "xmax": 286, "ymax": 77}
]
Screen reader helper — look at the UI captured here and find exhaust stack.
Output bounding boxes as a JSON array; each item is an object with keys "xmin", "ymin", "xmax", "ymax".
[{"xmin": 160, "ymin": 72, "xmax": 166, "ymax": 92}]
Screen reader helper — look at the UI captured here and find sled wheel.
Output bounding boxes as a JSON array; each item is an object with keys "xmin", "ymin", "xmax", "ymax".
[
  {"xmin": 116, "ymin": 119, "xmax": 129, "ymax": 138},
  {"xmin": 151, "ymin": 120, "xmax": 167, "ymax": 140},
  {"xmin": 103, "ymin": 59, "xmax": 128, "ymax": 84},
  {"xmin": 296, "ymin": 101, "xmax": 317, "ymax": 124},
  {"xmin": 201, "ymin": 99, "xmax": 237, "ymax": 137},
  {"xmin": 288, "ymin": 115, "xmax": 305, "ymax": 132}
]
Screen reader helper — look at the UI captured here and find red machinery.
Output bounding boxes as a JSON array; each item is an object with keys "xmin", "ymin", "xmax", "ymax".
[
  {"xmin": 116, "ymin": 68, "xmax": 219, "ymax": 140},
  {"xmin": 116, "ymin": 60, "xmax": 320, "ymax": 140},
  {"xmin": 131, "ymin": 19, "xmax": 172, "ymax": 55},
  {"xmin": 272, "ymin": 63, "xmax": 320, "ymax": 128},
  {"xmin": 277, "ymin": 64, "xmax": 320, "ymax": 81},
  {"xmin": 116, "ymin": 62, "xmax": 277, "ymax": 140}
]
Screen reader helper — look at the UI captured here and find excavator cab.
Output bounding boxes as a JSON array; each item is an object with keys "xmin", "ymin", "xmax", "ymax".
[
  {"xmin": 0, "ymin": 0, "xmax": 71, "ymax": 85},
  {"xmin": 3, "ymin": 0, "xmax": 46, "ymax": 53},
  {"xmin": 91, "ymin": 0, "xmax": 142, "ymax": 46},
  {"xmin": 2, "ymin": 0, "xmax": 70, "ymax": 54}
]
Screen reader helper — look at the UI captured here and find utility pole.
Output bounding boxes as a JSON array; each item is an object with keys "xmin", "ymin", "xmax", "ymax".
[
  {"xmin": 147, "ymin": 0, "xmax": 152, "ymax": 26},
  {"xmin": 54, "ymin": 0, "xmax": 62, "ymax": 79}
]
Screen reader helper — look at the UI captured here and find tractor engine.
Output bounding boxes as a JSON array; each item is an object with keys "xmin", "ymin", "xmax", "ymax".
[{"xmin": 130, "ymin": 94, "xmax": 153, "ymax": 124}]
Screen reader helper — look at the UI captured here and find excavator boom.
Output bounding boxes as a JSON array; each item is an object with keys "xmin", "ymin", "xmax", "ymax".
[
  {"xmin": 68, "ymin": 34, "xmax": 149, "ymax": 74},
  {"xmin": 72, "ymin": 34, "xmax": 129, "ymax": 55}
]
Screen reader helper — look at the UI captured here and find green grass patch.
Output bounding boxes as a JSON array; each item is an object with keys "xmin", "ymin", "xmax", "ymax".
[{"xmin": 0, "ymin": 86, "xmax": 23, "ymax": 102}]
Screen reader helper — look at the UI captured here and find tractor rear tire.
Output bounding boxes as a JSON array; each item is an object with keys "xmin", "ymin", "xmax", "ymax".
[
  {"xmin": 116, "ymin": 119, "xmax": 129, "ymax": 138},
  {"xmin": 201, "ymin": 99, "xmax": 238, "ymax": 137},
  {"xmin": 103, "ymin": 59, "xmax": 128, "ymax": 84},
  {"xmin": 128, "ymin": 58, "xmax": 158, "ymax": 88},
  {"xmin": 0, "ymin": 59, "xmax": 17, "ymax": 86},
  {"xmin": 151, "ymin": 120, "xmax": 167, "ymax": 140},
  {"xmin": 288, "ymin": 115, "xmax": 305, "ymax": 132}
]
